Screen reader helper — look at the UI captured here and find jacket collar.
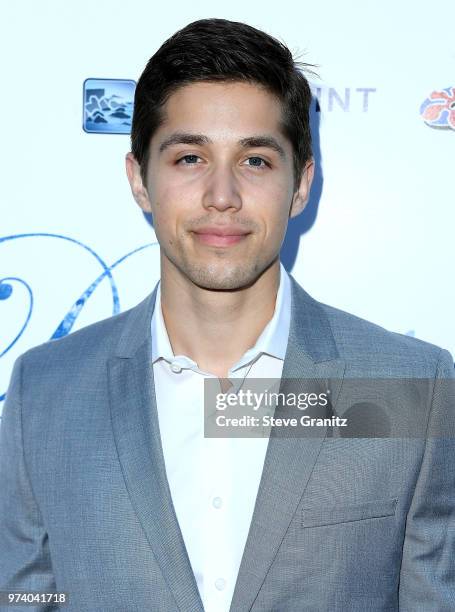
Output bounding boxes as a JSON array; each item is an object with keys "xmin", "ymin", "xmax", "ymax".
[{"xmin": 114, "ymin": 272, "xmax": 340, "ymax": 364}]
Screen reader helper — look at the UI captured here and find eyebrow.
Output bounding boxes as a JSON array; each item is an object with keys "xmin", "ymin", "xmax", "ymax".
[
  {"xmin": 158, "ymin": 132, "xmax": 210, "ymax": 152},
  {"xmin": 158, "ymin": 131, "xmax": 286, "ymax": 159}
]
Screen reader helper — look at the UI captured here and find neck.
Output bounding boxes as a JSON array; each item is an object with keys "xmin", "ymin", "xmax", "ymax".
[{"xmin": 159, "ymin": 258, "xmax": 281, "ymax": 378}]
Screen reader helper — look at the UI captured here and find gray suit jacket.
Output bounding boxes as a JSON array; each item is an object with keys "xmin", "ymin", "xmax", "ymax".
[{"xmin": 1, "ymin": 275, "xmax": 454, "ymax": 611}]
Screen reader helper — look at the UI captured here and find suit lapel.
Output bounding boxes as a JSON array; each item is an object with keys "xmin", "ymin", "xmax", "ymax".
[
  {"xmin": 108, "ymin": 286, "xmax": 204, "ymax": 612},
  {"xmin": 229, "ymin": 275, "xmax": 346, "ymax": 612}
]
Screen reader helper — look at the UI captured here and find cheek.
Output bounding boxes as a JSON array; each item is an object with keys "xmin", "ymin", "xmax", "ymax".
[
  {"xmin": 150, "ymin": 199, "xmax": 193, "ymax": 250},
  {"xmin": 266, "ymin": 215, "xmax": 290, "ymax": 248},
  {"xmin": 152, "ymin": 215, "xmax": 178, "ymax": 249},
  {"xmin": 256, "ymin": 170, "xmax": 292, "ymax": 201},
  {"xmin": 256, "ymin": 187, "xmax": 293, "ymax": 239},
  {"xmin": 147, "ymin": 181, "xmax": 181, "ymax": 234},
  {"xmin": 267, "ymin": 218, "xmax": 292, "ymax": 254}
]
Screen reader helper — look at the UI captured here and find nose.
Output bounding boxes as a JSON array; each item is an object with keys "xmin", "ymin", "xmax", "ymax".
[{"xmin": 201, "ymin": 162, "xmax": 242, "ymax": 212}]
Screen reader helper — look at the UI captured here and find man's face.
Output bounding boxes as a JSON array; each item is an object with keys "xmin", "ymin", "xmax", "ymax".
[{"xmin": 126, "ymin": 80, "xmax": 313, "ymax": 290}]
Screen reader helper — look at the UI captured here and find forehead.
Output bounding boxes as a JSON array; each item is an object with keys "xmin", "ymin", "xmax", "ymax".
[{"xmin": 153, "ymin": 80, "xmax": 287, "ymax": 146}]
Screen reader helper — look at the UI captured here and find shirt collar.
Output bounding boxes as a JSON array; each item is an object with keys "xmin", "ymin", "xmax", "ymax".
[{"xmin": 151, "ymin": 261, "xmax": 291, "ymax": 372}]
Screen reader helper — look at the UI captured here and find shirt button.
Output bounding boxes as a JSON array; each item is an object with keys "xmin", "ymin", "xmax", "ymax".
[
  {"xmin": 170, "ymin": 362, "xmax": 182, "ymax": 373},
  {"xmin": 215, "ymin": 578, "xmax": 226, "ymax": 591},
  {"xmin": 212, "ymin": 496, "xmax": 223, "ymax": 509}
]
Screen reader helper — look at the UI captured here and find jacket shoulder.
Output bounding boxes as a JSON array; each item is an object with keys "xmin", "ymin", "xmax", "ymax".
[
  {"xmin": 18, "ymin": 291, "xmax": 152, "ymax": 374},
  {"xmin": 318, "ymin": 300, "xmax": 453, "ymax": 375}
]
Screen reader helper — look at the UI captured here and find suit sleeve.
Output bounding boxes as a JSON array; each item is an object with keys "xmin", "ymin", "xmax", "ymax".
[
  {"xmin": 0, "ymin": 356, "xmax": 58, "ymax": 611},
  {"xmin": 399, "ymin": 348, "xmax": 455, "ymax": 611}
]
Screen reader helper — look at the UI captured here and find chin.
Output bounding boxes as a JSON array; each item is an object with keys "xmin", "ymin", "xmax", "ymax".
[{"xmin": 184, "ymin": 262, "xmax": 263, "ymax": 292}]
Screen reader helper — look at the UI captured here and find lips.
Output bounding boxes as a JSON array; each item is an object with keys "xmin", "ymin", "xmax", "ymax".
[{"xmin": 192, "ymin": 225, "xmax": 251, "ymax": 247}]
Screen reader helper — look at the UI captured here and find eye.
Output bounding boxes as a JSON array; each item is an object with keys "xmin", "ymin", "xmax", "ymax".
[
  {"xmin": 177, "ymin": 154, "xmax": 202, "ymax": 165},
  {"xmin": 245, "ymin": 156, "xmax": 269, "ymax": 169}
]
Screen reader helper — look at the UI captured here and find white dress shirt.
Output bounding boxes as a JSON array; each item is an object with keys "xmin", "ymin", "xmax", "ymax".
[{"xmin": 151, "ymin": 263, "xmax": 291, "ymax": 612}]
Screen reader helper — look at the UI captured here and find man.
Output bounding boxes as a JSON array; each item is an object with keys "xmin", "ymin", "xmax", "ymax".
[{"xmin": 0, "ymin": 18, "xmax": 454, "ymax": 612}]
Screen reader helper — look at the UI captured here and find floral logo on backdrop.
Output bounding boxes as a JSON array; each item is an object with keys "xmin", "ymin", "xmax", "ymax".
[{"xmin": 420, "ymin": 87, "xmax": 455, "ymax": 130}]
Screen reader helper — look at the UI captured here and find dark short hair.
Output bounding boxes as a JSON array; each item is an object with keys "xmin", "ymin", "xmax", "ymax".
[{"xmin": 131, "ymin": 18, "xmax": 314, "ymax": 191}]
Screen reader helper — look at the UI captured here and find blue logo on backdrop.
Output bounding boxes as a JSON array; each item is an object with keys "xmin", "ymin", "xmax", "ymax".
[
  {"xmin": 83, "ymin": 78, "xmax": 136, "ymax": 134},
  {"xmin": 0, "ymin": 233, "xmax": 158, "ymax": 404}
]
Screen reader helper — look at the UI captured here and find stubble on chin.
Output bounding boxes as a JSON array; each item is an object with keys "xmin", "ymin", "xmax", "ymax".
[
  {"xmin": 164, "ymin": 245, "xmax": 267, "ymax": 291},
  {"xmin": 179, "ymin": 258, "xmax": 263, "ymax": 291}
]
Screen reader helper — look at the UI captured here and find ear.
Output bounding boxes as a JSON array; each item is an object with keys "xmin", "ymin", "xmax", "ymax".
[
  {"xmin": 289, "ymin": 159, "xmax": 315, "ymax": 218},
  {"xmin": 125, "ymin": 152, "xmax": 153, "ymax": 213}
]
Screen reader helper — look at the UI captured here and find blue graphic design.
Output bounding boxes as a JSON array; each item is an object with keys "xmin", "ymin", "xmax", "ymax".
[
  {"xmin": 83, "ymin": 78, "xmax": 136, "ymax": 134},
  {"xmin": 0, "ymin": 233, "xmax": 157, "ymax": 402}
]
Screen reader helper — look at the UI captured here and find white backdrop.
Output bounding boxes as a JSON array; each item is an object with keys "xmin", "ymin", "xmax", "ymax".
[{"xmin": 1, "ymin": 0, "xmax": 454, "ymax": 416}]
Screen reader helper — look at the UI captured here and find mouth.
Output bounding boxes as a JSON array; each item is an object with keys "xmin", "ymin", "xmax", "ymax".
[{"xmin": 192, "ymin": 227, "xmax": 251, "ymax": 247}]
